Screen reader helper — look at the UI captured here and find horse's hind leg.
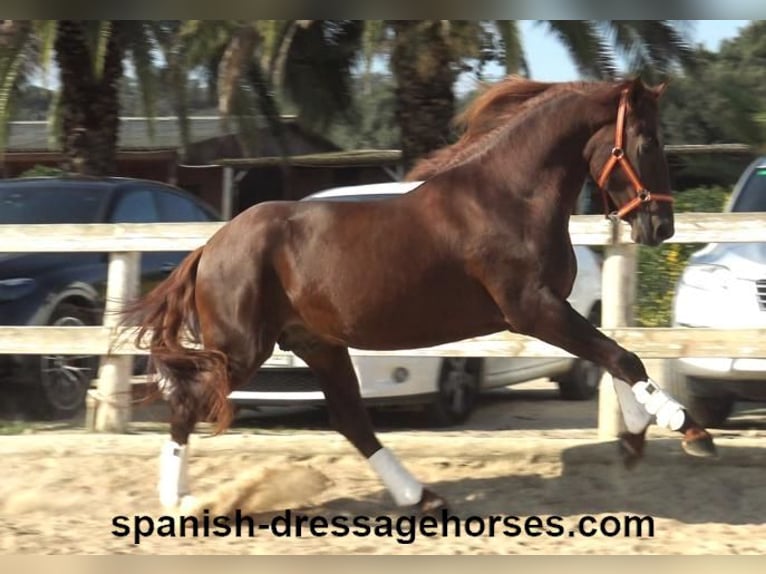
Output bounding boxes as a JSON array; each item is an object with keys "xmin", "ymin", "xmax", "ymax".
[
  {"xmin": 157, "ymin": 375, "xmax": 201, "ymax": 510},
  {"xmin": 292, "ymin": 340, "xmax": 446, "ymax": 514},
  {"xmin": 153, "ymin": 362, "xmax": 227, "ymax": 512}
]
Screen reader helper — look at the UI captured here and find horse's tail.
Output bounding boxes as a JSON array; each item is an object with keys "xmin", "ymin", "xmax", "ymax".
[{"xmin": 121, "ymin": 246, "xmax": 233, "ymax": 433}]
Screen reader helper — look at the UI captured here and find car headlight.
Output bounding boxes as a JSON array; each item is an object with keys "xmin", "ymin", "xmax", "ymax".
[
  {"xmin": 679, "ymin": 264, "xmax": 734, "ymax": 292},
  {"xmin": 0, "ymin": 278, "xmax": 37, "ymax": 302}
]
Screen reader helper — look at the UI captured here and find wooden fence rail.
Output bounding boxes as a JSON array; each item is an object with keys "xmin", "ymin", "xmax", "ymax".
[
  {"xmin": 1, "ymin": 326, "xmax": 766, "ymax": 358},
  {"xmin": 2, "ymin": 212, "xmax": 765, "ymax": 434},
  {"xmin": 3, "ymin": 213, "xmax": 766, "ymax": 252}
]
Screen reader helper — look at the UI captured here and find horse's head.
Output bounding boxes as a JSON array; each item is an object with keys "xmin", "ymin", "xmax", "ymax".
[{"xmin": 586, "ymin": 78, "xmax": 674, "ymax": 247}]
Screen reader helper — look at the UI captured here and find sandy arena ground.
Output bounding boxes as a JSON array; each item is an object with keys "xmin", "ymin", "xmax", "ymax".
[{"xmin": 1, "ymin": 381, "xmax": 765, "ymax": 554}]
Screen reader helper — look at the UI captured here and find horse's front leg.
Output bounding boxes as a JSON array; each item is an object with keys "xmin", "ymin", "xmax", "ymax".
[{"xmin": 491, "ymin": 284, "xmax": 717, "ymax": 462}]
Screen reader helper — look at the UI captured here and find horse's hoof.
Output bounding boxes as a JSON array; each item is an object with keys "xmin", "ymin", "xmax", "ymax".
[
  {"xmin": 618, "ymin": 434, "xmax": 644, "ymax": 470},
  {"xmin": 417, "ymin": 488, "xmax": 448, "ymax": 518},
  {"xmin": 682, "ymin": 434, "xmax": 718, "ymax": 458}
]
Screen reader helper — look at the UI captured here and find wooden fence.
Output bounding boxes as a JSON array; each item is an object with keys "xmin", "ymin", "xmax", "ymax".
[{"xmin": 2, "ymin": 213, "xmax": 766, "ymax": 435}]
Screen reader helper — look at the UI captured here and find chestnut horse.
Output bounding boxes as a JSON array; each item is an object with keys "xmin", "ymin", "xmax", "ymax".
[{"xmin": 125, "ymin": 76, "xmax": 716, "ymax": 514}]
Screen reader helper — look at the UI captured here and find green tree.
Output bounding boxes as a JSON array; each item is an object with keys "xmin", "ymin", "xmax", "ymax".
[
  {"xmin": 1, "ymin": 20, "xmax": 364, "ymax": 174},
  {"xmin": 383, "ymin": 20, "xmax": 696, "ymax": 170},
  {"xmin": 659, "ymin": 21, "xmax": 766, "ymax": 188}
]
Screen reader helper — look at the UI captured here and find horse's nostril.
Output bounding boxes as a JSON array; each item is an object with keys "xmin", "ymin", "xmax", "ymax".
[{"xmin": 655, "ymin": 222, "xmax": 674, "ymax": 241}]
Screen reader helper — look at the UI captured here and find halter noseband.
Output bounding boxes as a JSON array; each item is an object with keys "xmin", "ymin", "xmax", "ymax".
[{"xmin": 596, "ymin": 88, "xmax": 674, "ymax": 219}]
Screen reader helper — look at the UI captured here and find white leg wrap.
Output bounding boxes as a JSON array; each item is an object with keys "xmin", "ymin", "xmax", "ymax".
[
  {"xmin": 633, "ymin": 380, "xmax": 686, "ymax": 431},
  {"xmin": 612, "ymin": 378, "xmax": 653, "ymax": 433},
  {"xmin": 368, "ymin": 447, "xmax": 423, "ymax": 507},
  {"xmin": 158, "ymin": 441, "xmax": 191, "ymax": 509}
]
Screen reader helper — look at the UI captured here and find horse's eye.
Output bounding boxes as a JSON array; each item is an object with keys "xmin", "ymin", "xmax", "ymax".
[{"xmin": 640, "ymin": 135, "xmax": 658, "ymax": 152}]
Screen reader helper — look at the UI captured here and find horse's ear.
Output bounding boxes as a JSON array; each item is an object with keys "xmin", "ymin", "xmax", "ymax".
[
  {"xmin": 649, "ymin": 80, "xmax": 669, "ymax": 99},
  {"xmin": 620, "ymin": 76, "xmax": 647, "ymax": 104}
]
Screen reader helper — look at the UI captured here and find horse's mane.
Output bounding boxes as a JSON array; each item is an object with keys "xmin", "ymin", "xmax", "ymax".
[{"xmin": 405, "ymin": 76, "xmax": 595, "ymax": 181}]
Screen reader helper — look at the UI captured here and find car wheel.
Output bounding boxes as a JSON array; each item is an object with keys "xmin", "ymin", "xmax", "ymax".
[
  {"xmin": 556, "ymin": 357, "xmax": 603, "ymax": 400},
  {"xmin": 33, "ymin": 302, "xmax": 100, "ymax": 419},
  {"xmin": 661, "ymin": 359, "xmax": 735, "ymax": 428},
  {"xmin": 426, "ymin": 358, "xmax": 480, "ymax": 427}
]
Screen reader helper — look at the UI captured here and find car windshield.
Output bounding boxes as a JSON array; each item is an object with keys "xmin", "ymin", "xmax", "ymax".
[
  {"xmin": 731, "ymin": 166, "xmax": 766, "ymax": 212},
  {"xmin": 0, "ymin": 187, "xmax": 104, "ymax": 224}
]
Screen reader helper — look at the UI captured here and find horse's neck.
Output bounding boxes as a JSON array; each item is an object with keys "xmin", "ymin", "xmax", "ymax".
[{"xmin": 513, "ymin": 93, "xmax": 610, "ymax": 215}]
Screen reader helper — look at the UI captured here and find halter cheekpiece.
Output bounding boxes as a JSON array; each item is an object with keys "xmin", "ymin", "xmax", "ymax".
[{"xmin": 595, "ymin": 88, "xmax": 674, "ymax": 219}]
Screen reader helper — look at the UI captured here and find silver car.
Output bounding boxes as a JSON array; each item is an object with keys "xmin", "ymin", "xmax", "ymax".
[
  {"xmin": 663, "ymin": 157, "xmax": 766, "ymax": 426},
  {"xmin": 230, "ymin": 182, "xmax": 604, "ymax": 425}
]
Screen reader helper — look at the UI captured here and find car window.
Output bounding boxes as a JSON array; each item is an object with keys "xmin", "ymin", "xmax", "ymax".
[
  {"xmin": 0, "ymin": 187, "xmax": 104, "ymax": 224},
  {"xmin": 155, "ymin": 190, "xmax": 212, "ymax": 221},
  {"xmin": 732, "ymin": 167, "xmax": 766, "ymax": 212},
  {"xmin": 109, "ymin": 189, "xmax": 159, "ymax": 223}
]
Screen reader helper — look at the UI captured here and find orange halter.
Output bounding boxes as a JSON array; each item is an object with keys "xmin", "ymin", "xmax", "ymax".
[{"xmin": 596, "ymin": 88, "xmax": 674, "ymax": 219}]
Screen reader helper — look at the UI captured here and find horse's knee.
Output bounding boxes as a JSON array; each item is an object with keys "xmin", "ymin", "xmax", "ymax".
[{"xmin": 613, "ymin": 350, "xmax": 648, "ymax": 382}]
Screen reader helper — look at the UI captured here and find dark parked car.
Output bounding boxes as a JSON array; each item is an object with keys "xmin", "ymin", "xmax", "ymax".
[{"xmin": 0, "ymin": 176, "xmax": 220, "ymax": 418}]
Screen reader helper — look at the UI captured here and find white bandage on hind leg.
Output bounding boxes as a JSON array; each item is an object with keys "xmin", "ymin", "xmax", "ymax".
[
  {"xmin": 612, "ymin": 378, "xmax": 653, "ymax": 433},
  {"xmin": 158, "ymin": 441, "xmax": 191, "ymax": 509},
  {"xmin": 368, "ymin": 447, "xmax": 423, "ymax": 507},
  {"xmin": 633, "ymin": 379, "xmax": 686, "ymax": 431}
]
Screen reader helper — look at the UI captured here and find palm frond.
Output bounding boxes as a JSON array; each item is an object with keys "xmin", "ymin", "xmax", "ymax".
[
  {"xmin": 245, "ymin": 58, "xmax": 286, "ymax": 156},
  {"xmin": 217, "ymin": 24, "xmax": 258, "ymax": 117},
  {"xmin": 87, "ymin": 21, "xmax": 113, "ymax": 80},
  {"xmin": 495, "ymin": 20, "xmax": 528, "ymax": 76},
  {"xmin": 631, "ymin": 21, "xmax": 696, "ymax": 76},
  {"xmin": 119, "ymin": 21, "xmax": 159, "ymax": 140},
  {"xmin": 266, "ymin": 21, "xmax": 301, "ymax": 89},
  {"xmin": 605, "ymin": 21, "xmax": 649, "ymax": 73},
  {"xmin": 0, "ymin": 22, "xmax": 33, "ymax": 150},
  {"xmin": 281, "ymin": 20, "xmax": 364, "ymax": 129},
  {"xmin": 150, "ymin": 21, "xmax": 191, "ymax": 156},
  {"xmin": 46, "ymin": 86, "xmax": 62, "ymax": 149},
  {"xmin": 255, "ymin": 20, "xmax": 285, "ymax": 73},
  {"xmin": 361, "ymin": 20, "xmax": 387, "ymax": 74},
  {"xmin": 543, "ymin": 20, "xmax": 616, "ymax": 79},
  {"xmin": 31, "ymin": 20, "xmax": 57, "ymax": 87}
]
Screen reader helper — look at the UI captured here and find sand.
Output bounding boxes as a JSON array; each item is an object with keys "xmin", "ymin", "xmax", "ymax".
[{"xmin": 1, "ymin": 423, "xmax": 764, "ymax": 554}]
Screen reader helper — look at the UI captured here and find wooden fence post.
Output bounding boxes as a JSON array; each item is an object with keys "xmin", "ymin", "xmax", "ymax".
[
  {"xmin": 91, "ymin": 252, "xmax": 140, "ymax": 433},
  {"xmin": 597, "ymin": 224, "xmax": 638, "ymax": 439},
  {"xmin": 222, "ymin": 166, "xmax": 234, "ymax": 220}
]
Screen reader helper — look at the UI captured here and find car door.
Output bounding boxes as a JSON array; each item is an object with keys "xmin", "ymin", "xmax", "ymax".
[
  {"xmin": 483, "ymin": 246, "xmax": 601, "ymax": 387},
  {"xmin": 153, "ymin": 188, "xmax": 218, "ymax": 276},
  {"xmin": 106, "ymin": 187, "xmax": 166, "ymax": 295}
]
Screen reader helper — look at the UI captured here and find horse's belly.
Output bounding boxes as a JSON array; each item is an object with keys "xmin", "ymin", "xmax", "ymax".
[{"xmin": 296, "ymin": 275, "xmax": 508, "ymax": 351}]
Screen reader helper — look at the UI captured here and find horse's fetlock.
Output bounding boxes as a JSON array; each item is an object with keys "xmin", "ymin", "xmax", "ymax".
[{"xmin": 615, "ymin": 350, "xmax": 646, "ymax": 381}]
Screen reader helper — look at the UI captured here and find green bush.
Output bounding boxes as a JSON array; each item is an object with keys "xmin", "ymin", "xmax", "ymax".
[
  {"xmin": 18, "ymin": 165, "xmax": 71, "ymax": 178},
  {"xmin": 635, "ymin": 186, "xmax": 731, "ymax": 327}
]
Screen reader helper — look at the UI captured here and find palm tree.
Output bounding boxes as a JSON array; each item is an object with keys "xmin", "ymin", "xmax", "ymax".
[
  {"xmin": 1, "ymin": 20, "xmax": 365, "ymax": 175},
  {"xmin": 1, "ymin": 20, "xmax": 168, "ymax": 175},
  {"xmin": 178, "ymin": 20, "xmax": 363, "ymax": 155},
  {"xmin": 385, "ymin": 20, "xmax": 696, "ymax": 169}
]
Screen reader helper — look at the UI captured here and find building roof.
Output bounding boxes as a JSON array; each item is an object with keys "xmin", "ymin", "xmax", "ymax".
[
  {"xmin": 3, "ymin": 115, "xmax": 345, "ymax": 166},
  {"xmin": 215, "ymin": 149, "xmax": 403, "ymax": 168},
  {"xmin": 6, "ymin": 116, "xmax": 233, "ymax": 152}
]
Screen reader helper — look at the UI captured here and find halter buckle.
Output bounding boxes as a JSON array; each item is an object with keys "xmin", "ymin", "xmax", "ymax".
[{"xmin": 611, "ymin": 146, "xmax": 624, "ymax": 159}]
